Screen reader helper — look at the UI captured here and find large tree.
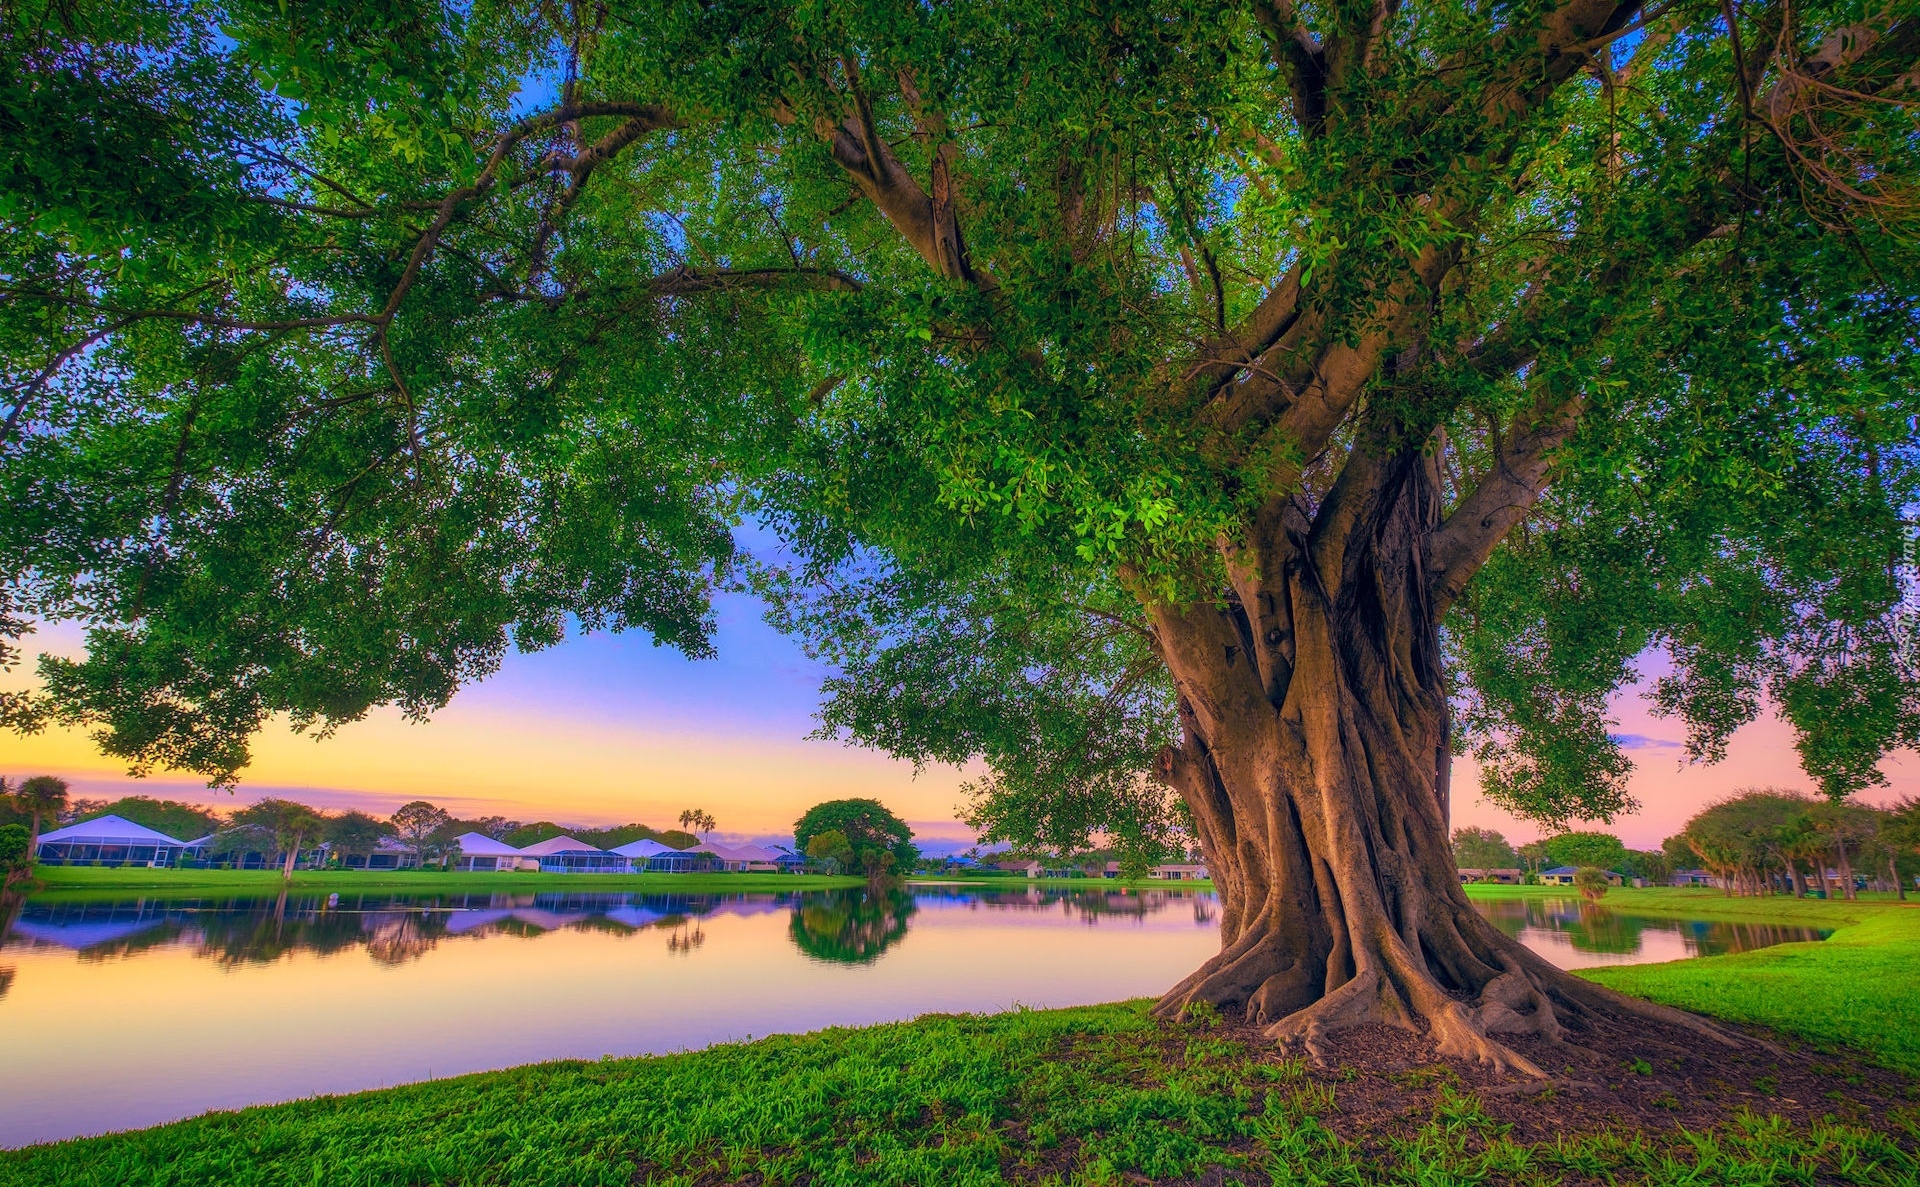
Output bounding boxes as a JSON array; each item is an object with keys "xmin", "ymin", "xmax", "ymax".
[{"xmin": 3, "ymin": 0, "xmax": 1917, "ymax": 1073}]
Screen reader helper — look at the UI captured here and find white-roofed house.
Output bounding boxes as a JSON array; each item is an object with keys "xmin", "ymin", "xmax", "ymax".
[
  {"xmin": 450, "ymin": 833, "xmax": 536, "ymax": 872},
  {"xmin": 609, "ymin": 837, "xmax": 700, "ymax": 873},
  {"xmin": 516, "ymin": 834, "xmax": 626, "ymax": 873},
  {"xmin": 33, "ymin": 815, "xmax": 195, "ymax": 868},
  {"xmin": 693, "ymin": 842, "xmax": 781, "ymax": 873}
]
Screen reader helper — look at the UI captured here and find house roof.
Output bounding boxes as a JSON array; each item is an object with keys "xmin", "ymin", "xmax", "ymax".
[
  {"xmin": 516, "ymin": 835, "xmax": 607, "ymax": 857},
  {"xmin": 452, "ymin": 832, "xmax": 523, "ymax": 857},
  {"xmin": 610, "ymin": 838, "xmax": 673, "ymax": 858},
  {"xmin": 1542, "ymin": 865, "xmax": 1580, "ymax": 875},
  {"xmin": 36, "ymin": 814, "xmax": 190, "ymax": 847}
]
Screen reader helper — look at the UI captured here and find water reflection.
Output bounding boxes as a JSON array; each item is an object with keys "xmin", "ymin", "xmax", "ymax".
[
  {"xmin": 4, "ymin": 885, "xmax": 1215, "ymax": 970},
  {"xmin": 791, "ymin": 888, "xmax": 916, "ymax": 964},
  {"xmin": 1472, "ymin": 897, "xmax": 1831, "ymax": 968}
]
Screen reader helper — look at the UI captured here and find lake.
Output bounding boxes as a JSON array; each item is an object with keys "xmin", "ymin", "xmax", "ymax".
[{"xmin": 0, "ymin": 884, "xmax": 1828, "ymax": 1147}]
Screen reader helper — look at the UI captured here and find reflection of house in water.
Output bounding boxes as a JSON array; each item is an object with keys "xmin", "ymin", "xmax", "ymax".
[{"xmin": 6, "ymin": 901, "xmax": 187, "ymax": 955}]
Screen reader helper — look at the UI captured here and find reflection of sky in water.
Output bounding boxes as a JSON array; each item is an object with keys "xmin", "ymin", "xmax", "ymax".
[
  {"xmin": 0, "ymin": 888, "xmax": 1823, "ymax": 1147},
  {"xmin": 0, "ymin": 887, "xmax": 1220, "ymax": 1147}
]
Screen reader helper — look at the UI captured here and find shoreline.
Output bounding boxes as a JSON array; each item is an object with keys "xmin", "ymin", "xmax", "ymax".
[{"xmin": 1, "ymin": 892, "xmax": 1913, "ymax": 1171}]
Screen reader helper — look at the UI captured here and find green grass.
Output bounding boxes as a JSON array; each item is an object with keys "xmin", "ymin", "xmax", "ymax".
[
  {"xmin": 5, "ymin": 1002, "xmax": 1914, "ymax": 1187},
  {"xmin": 1580, "ymin": 905, "xmax": 1920, "ymax": 1075},
  {"xmin": 25, "ymin": 865, "xmax": 863, "ymax": 899}
]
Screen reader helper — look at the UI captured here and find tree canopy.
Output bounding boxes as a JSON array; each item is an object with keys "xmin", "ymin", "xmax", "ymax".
[
  {"xmin": 1450, "ymin": 826, "xmax": 1519, "ymax": 870},
  {"xmin": 3, "ymin": 0, "xmax": 1914, "ymax": 837},
  {"xmin": 794, "ymin": 798, "xmax": 918, "ymax": 873}
]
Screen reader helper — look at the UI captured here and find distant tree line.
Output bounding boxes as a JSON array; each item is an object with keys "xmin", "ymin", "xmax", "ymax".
[
  {"xmin": 1452, "ymin": 788, "xmax": 1920, "ymax": 899},
  {"xmin": 0, "ymin": 776, "xmax": 715, "ymax": 880}
]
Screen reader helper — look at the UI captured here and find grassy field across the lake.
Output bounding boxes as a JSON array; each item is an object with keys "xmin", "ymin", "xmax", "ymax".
[
  {"xmin": 23, "ymin": 864, "xmax": 864, "ymax": 898},
  {"xmin": 4, "ymin": 890, "xmax": 1916, "ymax": 1184}
]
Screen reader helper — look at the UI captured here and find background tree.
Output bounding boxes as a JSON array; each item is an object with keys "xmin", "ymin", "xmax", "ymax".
[
  {"xmin": 794, "ymin": 800, "xmax": 917, "ymax": 876},
  {"xmin": 1542, "ymin": 832, "xmax": 1630, "ymax": 873},
  {"xmin": 389, "ymin": 801, "xmax": 454, "ymax": 868},
  {"xmin": 1882, "ymin": 799, "xmax": 1920, "ymax": 901},
  {"xmin": 1621, "ymin": 850, "xmax": 1672, "ymax": 887},
  {"xmin": 804, "ymin": 829, "xmax": 855, "ymax": 876},
  {"xmin": 0, "ymin": 822, "xmax": 32, "ymax": 890},
  {"xmin": 461, "ymin": 816, "xmax": 521, "ymax": 842},
  {"xmin": 325, "ymin": 810, "xmax": 394, "ymax": 867},
  {"xmin": 76, "ymin": 795, "xmax": 222, "ymax": 840},
  {"xmin": 1450, "ymin": 827, "xmax": 1518, "ymax": 873},
  {"xmin": 1805, "ymin": 801, "xmax": 1880, "ymax": 901},
  {"xmin": 1516, "ymin": 841, "xmax": 1552, "ymax": 881},
  {"xmin": 3, "ymin": 0, "xmax": 1917, "ymax": 1074},
  {"xmin": 10, "ymin": 776, "xmax": 69, "ymax": 855},
  {"xmin": 228, "ymin": 798, "xmax": 325, "ymax": 881}
]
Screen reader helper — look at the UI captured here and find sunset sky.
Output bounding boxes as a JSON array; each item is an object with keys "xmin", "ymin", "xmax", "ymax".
[{"xmin": 4, "ymin": 596, "xmax": 1913, "ymax": 851}]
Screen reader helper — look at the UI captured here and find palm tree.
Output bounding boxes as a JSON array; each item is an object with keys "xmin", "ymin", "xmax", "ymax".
[
  {"xmin": 678, "ymin": 808, "xmax": 716, "ymax": 835},
  {"xmin": 12, "ymin": 775, "xmax": 70, "ymax": 856}
]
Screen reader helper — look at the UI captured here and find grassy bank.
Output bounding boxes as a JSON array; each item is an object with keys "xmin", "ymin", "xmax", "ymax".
[
  {"xmin": 24, "ymin": 865, "xmax": 863, "ymax": 899},
  {"xmin": 1581, "ymin": 904, "xmax": 1920, "ymax": 1074}
]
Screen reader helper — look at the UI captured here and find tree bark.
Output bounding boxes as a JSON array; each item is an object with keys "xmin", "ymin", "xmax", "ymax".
[
  {"xmin": 1140, "ymin": 447, "xmax": 1724, "ymax": 1074},
  {"xmin": 1836, "ymin": 839, "xmax": 1856, "ymax": 901}
]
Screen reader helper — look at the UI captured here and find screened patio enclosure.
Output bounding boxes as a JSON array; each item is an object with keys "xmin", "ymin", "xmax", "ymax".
[{"xmin": 32, "ymin": 815, "xmax": 200, "ymax": 868}]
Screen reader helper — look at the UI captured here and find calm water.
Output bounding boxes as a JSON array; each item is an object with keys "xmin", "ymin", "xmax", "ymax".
[{"xmin": 0, "ymin": 885, "xmax": 1826, "ymax": 1146}]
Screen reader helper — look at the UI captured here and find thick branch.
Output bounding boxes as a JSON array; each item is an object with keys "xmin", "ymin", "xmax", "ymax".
[
  {"xmin": 1255, "ymin": 0, "xmax": 1329, "ymax": 140},
  {"xmin": 811, "ymin": 67, "xmax": 985, "ymax": 287},
  {"xmin": 1427, "ymin": 388, "xmax": 1586, "ymax": 615}
]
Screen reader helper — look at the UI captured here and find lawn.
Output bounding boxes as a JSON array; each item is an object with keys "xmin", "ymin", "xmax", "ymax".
[
  {"xmin": 25, "ymin": 864, "xmax": 863, "ymax": 899},
  {"xmin": 1581, "ymin": 905, "xmax": 1920, "ymax": 1074}
]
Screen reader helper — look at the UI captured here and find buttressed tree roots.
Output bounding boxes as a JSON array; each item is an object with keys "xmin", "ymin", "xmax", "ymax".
[{"xmin": 4, "ymin": 1, "xmax": 1917, "ymax": 1075}]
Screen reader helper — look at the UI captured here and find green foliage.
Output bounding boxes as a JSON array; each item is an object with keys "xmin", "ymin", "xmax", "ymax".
[
  {"xmin": 793, "ymin": 798, "xmax": 916, "ymax": 874},
  {"xmin": 803, "ymin": 828, "xmax": 854, "ymax": 875},
  {"xmin": 323, "ymin": 810, "xmax": 393, "ymax": 859},
  {"xmin": 1, "ymin": 0, "xmax": 1916, "ymax": 856},
  {"xmin": 0, "ymin": 822, "xmax": 29, "ymax": 870},
  {"xmin": 1573, "ymin": 866, "xmax": 1610, "ymax": 901},
  {"xmin": 1450, "ymin": 826, "xmax": 1517, "ymax": 871},
  {"xmin": 1543, "ymin": 831, "xmax": 1629, "ymax": 872},
  {"xmin": 388, "ymin": 801, "xmax": 455, "ymax": 862}
]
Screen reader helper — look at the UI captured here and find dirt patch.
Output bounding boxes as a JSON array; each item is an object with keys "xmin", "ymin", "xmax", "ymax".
[{"xmin": 1201, "ymin": 1005, "xmax": 1917, "ymax": 1147}]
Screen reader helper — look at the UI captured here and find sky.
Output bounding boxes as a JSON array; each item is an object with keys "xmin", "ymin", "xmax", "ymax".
[{"xmin": 3, "ymin": 600, "xmax": 1913, "ymax": 852}]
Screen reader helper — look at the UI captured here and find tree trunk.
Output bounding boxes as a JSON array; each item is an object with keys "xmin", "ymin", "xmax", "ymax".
[
  {"xmin": 281, "ymin": 831, "xmax": 302, "ymax": 882},
  {"xmin": 1835, "ymin": 839, "xmax": 1856, "ymax": 901},
  {"xmin": 1893, "ymin": 857, "xmax": 1908, "ymax": 902},
  {"xmin": 1140, "ymin": 449, "xmax": 1723, "ymax": 1075}
]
